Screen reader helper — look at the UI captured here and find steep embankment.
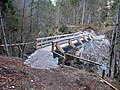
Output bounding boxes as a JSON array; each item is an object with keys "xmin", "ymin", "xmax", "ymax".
[{"xmin": 0, "ymin": 56, "xmax": 115, "ymax": 90}]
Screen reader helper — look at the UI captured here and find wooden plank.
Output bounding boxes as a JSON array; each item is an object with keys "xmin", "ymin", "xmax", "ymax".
[
  {"xmin": 36, "ymin": 31, "xmax": 93, "ymax": 49},
  {"xmin": 52, "ymin": 50, "xmax": 65, "ymax": 58},
  {"xmin": 100, "ymin": 78, "xmax": 118, "ymax": 90},
  {"xmin": 36, "ymin": 32, "xmax": 86, "ymax": 47},
  {"xmin": 53, "ymin": 34, "xmax": 85, "ymax": 43},
  {"xmin": 36, "ymin": 32, "xmax": 82, "ymax": 41},
  {"xmin": 36, "ymin": 44, "xmax": 52, "ymax": 49},
  {"xmin": 37, "ymin": 39, "xmax": 54, "ymax": 45}
]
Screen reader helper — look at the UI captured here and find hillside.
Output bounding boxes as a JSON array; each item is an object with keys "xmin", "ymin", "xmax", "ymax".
[
  {"xmin": 0, "ymin": 56, "xmax": 116, "ymax": 90},
  {"xmin": 0, "ymin": 0, "xmax": 120, "ymax": 90}
]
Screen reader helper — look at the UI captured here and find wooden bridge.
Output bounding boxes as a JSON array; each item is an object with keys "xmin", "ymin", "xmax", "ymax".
[
  {"xmin": 36, "ymin": 31, "xmax": 92, "ymax": 49},
  {"xmin": 35, "ymin": 31, "xmax": 109, "ymax": 78},
  {"xmin": 35, "ymin": 31, "xmax": 105, "ymax": 66},
  {"xmin": 35, "ymin": 31, "xmax": 94, "ymax": 61},
  {"xmin": 35, "ymin": 31, "xmax": 119, "ymax": 90}
]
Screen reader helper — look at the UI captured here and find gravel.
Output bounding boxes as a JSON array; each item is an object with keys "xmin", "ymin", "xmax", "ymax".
[{"xmin": 24, "ymin": 48, "xmax": 58, "ymax": 69}]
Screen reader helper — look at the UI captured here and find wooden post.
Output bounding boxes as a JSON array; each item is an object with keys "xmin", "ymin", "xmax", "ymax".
[
  {"xmin": 62, "ymin": 53, "xmax": 66, "ymax": 65},
  {"xmin": 61, "ymin": 53, "xmax": 68, "ymax": 67},
  {"xmin": 88, "ymin": 35, "xmax": 92, "ymax": 39},
  {"xmin": 35, "ymin": 40, "xmax": 38, "ymax": 49},
  {"xmin": 77, "ymin": 39, "xmax": 83, "ymax": 44},
  {"xmin": 102, "ymin": 70, "xmax": 105, "ymax": 79},
  {"xmin": 56, "ymin": 43, "xmax": 65, "ymax": 54},
  {"xmin": 84, "ymin": 36, "xmax": 88, "ymax": 41},
  {"xmin": 68, "ymin": 40, "xmax": 75, "ymax": 48},
  {"xmin": 52, "ymin": 42, "xmax": 55, "ymax": 51}
]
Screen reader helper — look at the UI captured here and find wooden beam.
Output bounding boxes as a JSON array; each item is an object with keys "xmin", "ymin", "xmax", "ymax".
[
  {"xmin": 100, "ymin": 78, "xmax": 118, "ymax": 90},
  {"xmin": 52, "ymin": 50, "xmax": 65, "ymax": 58},
  {"xmin": 52, "ymin": 42, "xmax": 55, "ymax": 51},
  {"xmin": 77, "ymin": 39, "xmax": 83, "ymax": 44},
  {"xmin": 68, "ymin": 40, "xmax": 76, "ymax": 48},
  {"xmin": 84, "ymin": 36, "xmax": 88, "ymax": 41},
  {"xmin": 56, "ymin": 43, "xmax": 65, "ymax": 54},
  {"xmin": 88, "ymin": 35, "xmax": 92, "ymax": 39}
]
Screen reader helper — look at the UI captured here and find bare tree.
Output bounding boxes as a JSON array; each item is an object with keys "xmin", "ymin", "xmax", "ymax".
[
  {"xmin": 82, "ymin": 0, "xmax": 86, "ymax": 25},
  {"xmin": 109, "ymin": 2, "xmax": 120, "ymax": 78},
  {"xmin": 0, "ymin": 11, "xmax": 10, "ymax": 56},
  {"xmin": 56, "ymin": 0, "xmax": 60, "ymax": 26}
]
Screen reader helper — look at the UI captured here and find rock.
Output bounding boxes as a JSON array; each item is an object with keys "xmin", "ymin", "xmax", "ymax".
[{"xmin": 77, "ymin": 34, "xmax": 110, "ymax": 75}]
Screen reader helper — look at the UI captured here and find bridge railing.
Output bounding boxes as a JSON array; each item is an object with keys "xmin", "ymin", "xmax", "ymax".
[
  {"xmin": 52, "ymin": 32, "xmax": 90, "ymax": 43},
  {"xmin": 51, "ymin": 32, "xmax": 92, "ymax": 52},
  {"xmin": 36, "ymin": 32, "xmax": 87, "ymax": 49}
]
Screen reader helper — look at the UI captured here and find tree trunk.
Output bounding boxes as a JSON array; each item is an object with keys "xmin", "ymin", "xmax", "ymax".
[
  {"xmin": 56, "ymin": 1, "xmax": 60, "ymax": 26},
  {"xmin": 73, "ymin": 8, "xmax": 76, "ymax": 24},
  {"xmin": 0, "ymin": 11, "xmax": 10, "ymax": 56},
  {"xmin": 19, "ymin": 0, "xmax": 26, "ymax": 58},
  {"xmin": 36, "ymin": 0, "xmax": 40, "ymax": 31},
  {"xmin": 22, "ymin": 0, "xmax": 33, "ymax": 58},
  {"xmin": 109, "ymin": 2, "xmax": 120, "ymax": 78},
  {"xmin": 88, "ymin": 13, "xmax": 91, "ymax": 24},
  {"xmin": 82, "ymin": 0, "xmax": 86, "ymax": 26}
]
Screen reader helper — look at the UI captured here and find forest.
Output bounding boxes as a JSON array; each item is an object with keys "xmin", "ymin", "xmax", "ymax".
[
  {"xmin": 0, "ymin": 0, "xmax": 120, "ymax": 90},
  {"xmin": 0, "ymin": 0, "xmax": 119, "ymax": 56}
]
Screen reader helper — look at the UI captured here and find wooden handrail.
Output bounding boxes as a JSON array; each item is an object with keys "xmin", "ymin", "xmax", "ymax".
[
  {"xmin": 36, "ymin": 31, "xmax": 93, "ymax": 49},
  {"xmin": 65, "ymin": 53, "xmax": 110, "ymax": 68},
  {"xmin": 36, "ymin": 32, "xmax": 82, "ymax": 41},
  {"xmin": 52, "ymin": 34, "xmax": 88, "ymax": 43},
  {"xmin": 52, "ymin": 51, "xmax": 65, "ymax": 58}
]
